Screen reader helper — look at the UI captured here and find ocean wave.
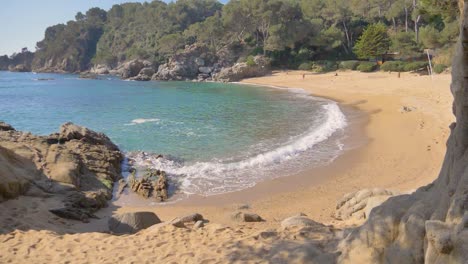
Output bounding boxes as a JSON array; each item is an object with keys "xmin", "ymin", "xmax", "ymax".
[
  {"xmin": 127, "ymin": 101, "xmax": 347, "ymax": 196},
  {"xmin": 125, "ymin": 118, "xmax": 160, "ymax": 126}
]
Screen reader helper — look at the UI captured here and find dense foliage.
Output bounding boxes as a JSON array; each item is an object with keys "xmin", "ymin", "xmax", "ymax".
[{"xmin": 2, "ymin": 0, "xmax": 460, "ymax": 72}]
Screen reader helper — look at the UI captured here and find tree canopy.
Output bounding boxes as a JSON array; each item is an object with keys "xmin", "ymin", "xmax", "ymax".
[{"xmin": 6, "ymin": 0, "xmax": 458, "ymax": 72}]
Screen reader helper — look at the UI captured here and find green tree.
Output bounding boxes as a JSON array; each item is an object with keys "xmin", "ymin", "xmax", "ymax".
[
  {"xmin": 354, "ymin": 23, "xmax": 391, "ymax": 59},
  {"xmin": 157, "ymin": 33, "xmax": 185, "ymax": 56}
]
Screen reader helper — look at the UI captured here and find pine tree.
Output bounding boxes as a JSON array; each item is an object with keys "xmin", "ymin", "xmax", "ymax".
[{"xmin": 354, "ymin": 23, "xmax": 391, "ymax": 59}]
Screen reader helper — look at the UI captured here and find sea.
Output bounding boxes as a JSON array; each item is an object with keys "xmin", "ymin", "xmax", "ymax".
[{"xmin": 0, "ymin": 71, "xmax": 348, "ymax": 200}]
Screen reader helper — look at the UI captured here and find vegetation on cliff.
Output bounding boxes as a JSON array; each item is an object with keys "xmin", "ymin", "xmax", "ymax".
[{"xmin": 0, "ymin": 0, "xmax": 461, "ymax": 73}]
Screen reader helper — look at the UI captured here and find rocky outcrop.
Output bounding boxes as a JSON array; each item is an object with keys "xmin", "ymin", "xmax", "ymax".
[
  {"xmin": 128, "ymin": 67, "xmax": 155, "ymax": 81},
  {"xmin": 152, "ymin": 44, "xmax": 216, "ymax": 81},
  {"xmin": 108, "ymin": 212, "xmax": 161, "ymax": 234},
  {"xmin": 0, "ymin": 122, "xmax": 123, "ymax": 221},
  {"xmin": 334, "ymin": 188, "xmax": 399, "ymax": 223},
  {"xmin": 90, "ymin": 64, "xmax": 110, "ymax": 75},
  {"xmin": 8, "ymin": 64, "xmax": 31, "ymax": 72},
  {"xmin": 213, "ymin": 55, "xmax": 271, "ymax": 82},
  {"xmin": 110, "ymin": 59, "xmax": 153, "ymax": 79},
  {"xmin": 128, "ymin": 169, "xmax": 168, "ymax": 201},
  {"xmin": 337, "ymin": 3, "xmax": 468, "ymax": 263}
]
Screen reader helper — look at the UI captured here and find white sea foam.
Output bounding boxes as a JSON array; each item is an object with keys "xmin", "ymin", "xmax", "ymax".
[
  {"xmin": 128, "ymin": 100, "xmax": 347, "ymax": 196},
  {"xmin": 125, "ymin": 118, "xmax": 160, "ymax": 126}
]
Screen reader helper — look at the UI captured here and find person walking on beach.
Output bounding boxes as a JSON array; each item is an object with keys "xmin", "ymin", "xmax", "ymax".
[{"xmin": 302, "ymin": 73, "xmax": 305, "ymax": 79}]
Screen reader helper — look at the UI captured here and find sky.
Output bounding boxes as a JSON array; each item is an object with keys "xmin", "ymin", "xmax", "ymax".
[{"xmin": 0, "ymin": 0, "xmax": 227, "ymax": 56}]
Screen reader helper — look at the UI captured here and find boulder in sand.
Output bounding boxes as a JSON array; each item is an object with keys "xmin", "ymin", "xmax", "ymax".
[
  {"xmin": 108, "ymin": 212, "xmax": 161, "ymax": 234},
  {"xmin": 231, "ymin": 212, "xmax": 263, "ymax": 222}
]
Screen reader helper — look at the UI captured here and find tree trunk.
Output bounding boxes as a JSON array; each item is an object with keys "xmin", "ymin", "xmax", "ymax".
[
  {"xmin": 414, "ymin": 15, "xmax": 421, "ymax": 42},
  {"xmin": 342, "ymin": 20, "xmax": 351, "ymax": 54},
  {"xmin": 392, "ymin": 17, "xmax": 396, "ymax": 31},
  {"xmin": 404, "ymin": 7, "xmax": 408, "ymax": 32}
]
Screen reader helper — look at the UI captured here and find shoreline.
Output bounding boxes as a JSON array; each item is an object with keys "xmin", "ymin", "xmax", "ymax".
[{"xmin": 110, "ymin": 70, "xmax": 453, "ymax": 227}]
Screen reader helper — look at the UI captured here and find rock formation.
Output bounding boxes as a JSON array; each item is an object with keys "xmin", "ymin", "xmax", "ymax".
[
  {"xmin": 334, "ymin": 188, "xmax": 399, "ymax": 223},
  {"xmin": 213, "ymin": 55, "xmax": 271, "ymax": 82},
  {"xmin": 152, "ymin": 44, "xmax": 216, "ymax": 81},
  {"xmin": 0, "ymin": 122, "xmax": 123, "ymax": 221},
  {"xmin": 128, "ymin": 169, "xmax": 168, "ymax": 201}
]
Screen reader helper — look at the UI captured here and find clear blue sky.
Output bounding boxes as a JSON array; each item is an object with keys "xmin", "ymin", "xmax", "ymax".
[{"xmin": 0, "ymin": 0, "xmax": 227, "ymax": 56}]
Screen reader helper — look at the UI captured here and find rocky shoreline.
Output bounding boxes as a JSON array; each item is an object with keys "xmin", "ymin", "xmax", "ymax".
[
  {"xmin": 2, "ymin": 44, "xmax": 272, "ymax": 83},
  {"xmin": 0, "ymin": 122, "xmax": 124, "ymax": 222}
]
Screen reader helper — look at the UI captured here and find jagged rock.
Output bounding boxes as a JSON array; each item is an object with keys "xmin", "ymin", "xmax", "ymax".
[
  {"xmin": 79, "ymin": 72, "xmax": 98, "ymax": 79},
  {"xmin": 334, "ymin": 188, "xmax": 398, "ymax": 222},
  {"xmin": 108, "ymin": 212, "xmax": 161, "ymax": 234},
  {"xmin": 213, "ymin": 55, "xmax": 271, "ymax": 82},
  {"xmin": 128, "ymin": 169, "xmax": 168, "ymax": 201},
  {"xmin": 152, "ymin": 44, "xmax": 215, "ymax": 81},
  {"xmin": 128, "ymin": 67, "xmax": 155, "ymax": 81},
  {"xmin": 113, "ymin": 59, "xmax": 153, "ymax": 79},
  {"xmin": 0, "ymin": 122, "xmax": 14, "ymax": 131},
  {"xmin": 9, "ymin": 64, "xmax": 30, "ymax": 72},
  {"xmin": 0, "ymin": 122, "xmax": 123, "ymax": 220},
  {"xmin": 171, "ymin": 213, "xmax": 204, "ymax": 227},
  {"xmin": 90, "ymin": 64, "xmax": 110, "ymax": 75},
  {"xmin": 231, "ymin": 212, "xmax": 263, "ymax": 222}
]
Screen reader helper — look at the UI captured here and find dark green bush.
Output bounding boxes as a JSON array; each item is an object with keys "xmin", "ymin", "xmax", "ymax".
[
  {"xmin": 298, "ymin": 62, "xmax": 312, "ymax": 71},
  {"xmin": 311, "ymin": 60, "xmax": 338, "ymax": 73},
  {"xmin": 403, "ymin": 61, "xmax": 428, "ymax": 72},
  {"xmin": 339, "ymin": 60, "xmax": 360, "ymax": 70},
  {"xmin": 380, "ymin": 61, "xmax": 405, "ymax": 72},
  {"xmin": 434, "ymin": 64, "xmax": 448, "ymax": 74},
  {"xmin": 357, "ymin": 62, "xmax": 377, "ymax": 72}
]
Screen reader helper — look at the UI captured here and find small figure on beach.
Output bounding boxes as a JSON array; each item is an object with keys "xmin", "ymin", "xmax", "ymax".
[{"xmin": 302, "ymin": 73, "xmax": 305, "ymax": 79}]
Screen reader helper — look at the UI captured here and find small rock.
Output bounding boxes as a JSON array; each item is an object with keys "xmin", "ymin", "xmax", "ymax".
[
  {"xmin": 194, "ymin": 220, "xmax": 204, "ymax": 229},
  {"xmin": 231, "ymin": 212, "xmax": 263, "ymax": 222},
  {"xmin": 171, "ymin": 213, "xmax": 204, "ymax": 228}
]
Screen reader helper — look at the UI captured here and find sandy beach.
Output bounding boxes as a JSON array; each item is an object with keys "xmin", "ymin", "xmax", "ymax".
[{"xmin": 0, "ymin": 71, "xmax": 454, "ymax": 263}]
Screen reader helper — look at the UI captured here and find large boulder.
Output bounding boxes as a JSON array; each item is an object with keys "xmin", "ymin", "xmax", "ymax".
[
  {"xmin": 114, "ymin": 59, "xmax": 153, "ymax": 79},
  {"xmin": 334, "ymin": 188, "xmax": 399, "ymax": 222},
  {"xmin": 108, "ymin": 212, "xmax": 161, "ymax": 234},
  {"xmin": 128, "ymin": 67, "xmax": 155, "ymax": 81},
  {"xmin": 213, "ymin": 55, "xmax": 271, "ymax": 82}
]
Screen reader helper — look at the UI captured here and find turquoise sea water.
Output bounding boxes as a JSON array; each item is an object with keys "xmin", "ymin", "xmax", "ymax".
[{"xmin": 0, "ymin": 71, "xmax": 347, "ymax": 197}]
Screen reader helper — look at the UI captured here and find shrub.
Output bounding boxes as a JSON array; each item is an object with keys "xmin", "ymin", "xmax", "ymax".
[
  {"xmin": 339, "ymin": 60, "xmax": 360, "ymax": 70},
  {"xmin": 403, "ymin": 61, "xmax": 428, "ymax": 72},
  {"xmin": 246, "ymin": 55, "xmax": 256, "ymax": 67},
  {"xmin": 311, "ymin": 60, "xmax": 338, "ymax": 73},
  {"xmin": 434, "ymin": 64, "xmax": 448, "ymax": 74},
  {"xmin": 298, "ymin": 62, "xmax": 312, "ymax": 71},
  {"xmin": 380, "ymin": 61, "xmax": 405, "ymax": 72},
  {"xmin": 357, "ymin": 62, "xmax": 377, "ymax": 72}
]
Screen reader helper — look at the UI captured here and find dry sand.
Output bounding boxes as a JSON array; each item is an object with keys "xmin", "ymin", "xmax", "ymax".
[{"xmin": 0, "ymin": 71, "xmax": 453, "ymax": 263}]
